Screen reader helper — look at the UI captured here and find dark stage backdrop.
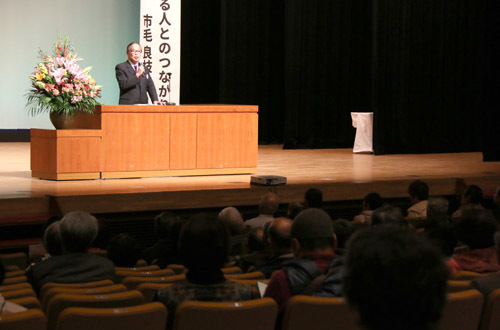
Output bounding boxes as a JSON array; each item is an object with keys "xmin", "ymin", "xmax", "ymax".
[{"xmin": 180, "ymin": 0, "xmax": 497, "ymax": 157}]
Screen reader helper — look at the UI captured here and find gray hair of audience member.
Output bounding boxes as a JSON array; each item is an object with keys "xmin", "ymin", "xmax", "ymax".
[
  {"xmin": 154, "ymin": 211, "xmax": 180, "ymax": 238},
  {"xmin": 259, "ymin": 192, "xmax": 280, "ymax": 215},
  {"xmin": 59, "ymin": 210, "xmax": 99, "ymax": 253},
  {"xmin": 218, "ymin": 207, "xmax": 245, "ymax": 234},
  {"xmin": 370, "ymin": 205, "xmax": 407, "ymax": 227},
  {"xmin": 427, "ymin": 197, "xmax": 449, "ymax": 218},
  {"xmin": 43, "ymin": 221, "xmax": 63, "ymax": 256}
]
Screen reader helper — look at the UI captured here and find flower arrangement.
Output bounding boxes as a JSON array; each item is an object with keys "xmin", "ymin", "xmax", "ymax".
[{"xmin": 26, "ymin": 36, "xmax": 102, "ymax": 116}]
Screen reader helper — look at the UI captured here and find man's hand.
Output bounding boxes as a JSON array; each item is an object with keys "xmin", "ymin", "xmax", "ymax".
[
  {"xmin": 153, "ymin": 100, "xmax": 164, "ymax": 105},
  {"xmin": 136, "ymin": 65, "xmax": 145, "ymax": 78}
]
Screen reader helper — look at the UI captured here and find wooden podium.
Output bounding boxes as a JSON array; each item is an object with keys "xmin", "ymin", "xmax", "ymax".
[{"xmin": 31, "ymin": 104, "xmax": 258, "ymax": 180}]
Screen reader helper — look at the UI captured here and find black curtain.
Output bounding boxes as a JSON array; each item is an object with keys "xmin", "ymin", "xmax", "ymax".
[
  {"xmin": 372, "ymin": 0, "xmax": 484, "ymax": 154},
  {"xmin": 283, "ymin": 0, "xmax": 372, "ymax": 149},
  {"xmin": 180, "ymin": 1, "xmax": 494, "ymax": 155}
]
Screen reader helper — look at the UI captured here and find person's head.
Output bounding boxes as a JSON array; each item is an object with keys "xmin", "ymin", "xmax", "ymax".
[
  {"xmin": 304, "ymin": 188, "xmax": 323, "ymax": 208},
  {"xmin": 362, "ymin": 193, "xmax": 384, "ymax": 211},
  {"xmin": 259, "ymin": 193, "xmax": 280, "ymax": 215},
  {"xmin": 126, "ymin": 42, "xmax": 142, "ymax": 65},
  {"xmin": 427, "ymin": 197, "xmax": 449, "ymax": 219},
  {"xmin": 291, "ymin": 208, "xmax": 336, "ymax": 256},
  {"xmin": 332, "ymin": 219, "xmax": 353, "ymax": 250},
  {"xmin": 247, "ymin": 228, "xmax": 267, "ymax": 252},
  {"xmin": 59, "ymin": 211, "xmax": 99, "ymax": 253},
  {"xmin": 43, "ymin": 221, "xmax": 63, "ymax": 256},
  {"xmin": 425, "ymin": 220, "xmax": 457, "ymax": 257},
  {"xmin": 179, "ymin": 213, "xmax": 229, "ymax": 273},
  {"xmin": 154, "ymin": 211, "xmax": 180, "ymax": 239},
  {"xmin": 268, "ymin": 217, "xmax": 293, "ymax": 255},
  {"xmin": 344, "ymin": 226, "xmax": 448, "ymax": 330},
  {"xmin": 107, "ymin": 233, "xmax": 141, "ymax": 267},
  {"xmin": 408, "ymin": 180, "xmax": 429, "ymax": 203},
  {"xmin": 461, "ymin": 185, "xmax": 483, "ymax": 206},
  {"xmin": 370, "ymin": 205, "xmax": 406, "ymax": 227},
  {"xmin": 287, "ymin": 202, "xmax": 304, "ymax": 219},
  {"xmin": 454, "ymin": 209, "xmax": 498, "ymax": 249},
  {"xmin": 218, "ymin": 207, "xmax": 245, "ymax": 234}
]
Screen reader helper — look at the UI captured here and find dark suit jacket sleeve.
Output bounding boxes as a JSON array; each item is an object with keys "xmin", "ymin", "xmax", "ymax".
[{"xmin": 115, "ymin": 62, "xmax": 140, "ymax": 93}]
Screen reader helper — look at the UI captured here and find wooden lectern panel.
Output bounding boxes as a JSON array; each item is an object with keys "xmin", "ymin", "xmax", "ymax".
[
  {"xmin": 197, "ymin": 113, "xmax": 258, "ymax": 169},
  {"xmin": 101, "ymin": 113, "xmax": 170, "ymax": 172},
  {"xmin": 170, "ymin": 114, "xmax": 197, "ymax": 170}
]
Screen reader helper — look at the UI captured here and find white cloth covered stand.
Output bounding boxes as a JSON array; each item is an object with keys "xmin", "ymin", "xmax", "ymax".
[{"xmin": 351, "ymin": 112, "xmax": 374, "ymax": 153}]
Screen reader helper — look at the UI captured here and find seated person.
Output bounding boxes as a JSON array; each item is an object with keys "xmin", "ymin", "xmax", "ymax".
[
  {"xmin": 353, "ymin": 192, "xmax": 384, "ymax": 225},
  {"xmin": 245, "ymin": 192, "xmax": 280, "ymax": 229},
  {"xmin": 264, "ymin": 208, "xmax": 341, "ymax": 314},
  {"xmin": 344, "ymin": 226, "xmax": 448, "ymax": 330},
  {"xmin": 27, "ymin": 211, "xmax": 116, "ymax": 295},
  {"xmin": 142, "ymin": 212, "xmax": 183, "ymax": 268},
  {"xmin": 471, "ymin": 231, "xmax": 500, "ymax": 296},
  {"xmin": 254, "ymin": 217, "xmax": 294, "ymax": 278},
  {"xmin": 155, "ymin": 213, "xmax": 253, "ymax": 330},
  {"xmin": 449, "ymin": 209, "xmax": 500, "ymax": 274},
  {"xmin": 237, "ymin": 227, "xmax": 272, "ymax": 271},
  {"xmin": 0, "ymin": 261, "xmax": 27, "ymax": 314},
  {"xmin": 371, "ymin": 204, "xmax": 408, "ymax": 227},
  {"xmin": 452, "ymin": 185, "xmax": 485, "ymax": 218},
  {"xmin": 218, "ymin": 207, "xmax": 251, "ymax": 256},
  {"xmin": 406, "ymin": 180, "xmax": 429, "ymax": 219},
  {"xmin": 29, "ymin": 216, "xmax": 61, "ymax": 263},
  {"xmin": 332, "ymin": 219, "xmax": 353, "ymax": 255},
  {"xmin": 107, "ymin": 233, "xmax": 141, "ymax": 267}
]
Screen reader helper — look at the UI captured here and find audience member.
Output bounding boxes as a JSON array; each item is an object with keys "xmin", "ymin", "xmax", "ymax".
[
  {"xmin": 245, "ymin": 192, "xmax": 280, "ymax": 228},
  {"xmin": 344, "ymin": 226, "xmax": 448, "ymax": 330},
  {"xmin": 43, "ymin": 221, "xmax": 63, "ymax": 257},
  {"xmin": 471, "ymin": 231, "xmax": 500, "ymax": 296},
  {"xmin": 254, "ymin": 217, "xmax": 294, "ymax": 278},
  {"xmin": 237, "ymin": 227, "xmax": 272, "ymax": 272},
  {"xmin": 353, "ymin": 192, "xmax": 384, "ymax": 225},
  {"xmin": 304, "ymin": 188, "xmax": 323, "ymax": 208},
  {"xmin": 219, "ymin": 206, "xmax": 251, "ymax": 256},
  {"xmin": 27, "ymin": 211, "xmax": 116, "ymax": 295},
  {"xmin": 28, "ymin": 216, "xmax": 62, "ymax": 263},
  {"xmin": 155, "ymin": 213, "xmax": 253, "ymax": 330},
  {"xmin": 452, "ymin": 184, "xmax": 485, "ymax": 218},
  {"xmin": 407, "ymin": 180, "xmax": 429, "ymax": 219},
  {"xmin": 264, "ymin": 208, "xmax": 342, "ymax": 313},
  {"xmin": 370, "ymin": 205, "xmax": 407, "ymax": 227},
  {"xmin": 142, "ymin": 211, "xmax": 181, "ymax": 267},
  {"xmin": 449, "ymin": 209, "xmax": 500, "ymax": 274},
  {"xmin": 426, "ymin": 196, "xmax": 449, "ymax": 221},
  {"xmin": 107, "ymin": 233, "xmax": 141, "ymax": 267},
  {"xmin": 425, "ymin": 220, "xmax": 458, "ymax": 275},
  {"xmin": 287, "ymin": 202, "xmax": 304, "ymax": 219},
  {"xmin": 0, "ymin": 261, "xmax": 27, "ymax": 314},
  {"xmin": 332, "ymin": 219, "xmax": 353, "ymax": 255}
]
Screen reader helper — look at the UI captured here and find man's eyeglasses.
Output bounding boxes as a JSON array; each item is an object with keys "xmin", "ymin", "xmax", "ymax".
[{"xmin": 128, "ymin": 50, "xmax": 142, "ymax": 54}]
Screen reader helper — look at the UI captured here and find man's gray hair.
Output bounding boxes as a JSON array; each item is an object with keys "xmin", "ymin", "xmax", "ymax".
[
  {"xmin": 427, "ymin": 197, "xmax": 449, "ymax": 217},
  {"xmin": 59, "ymin": 210, "xmax": 99, "ymax": 253},
  {"xmin": 219, "ymin": 207, "xmax": 244, "ymax": 234}
]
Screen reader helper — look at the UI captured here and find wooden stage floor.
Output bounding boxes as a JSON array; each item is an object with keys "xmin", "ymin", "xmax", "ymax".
[{"xmin": 1, "ymin": 142, "xmax": 499, "ymax": 219}]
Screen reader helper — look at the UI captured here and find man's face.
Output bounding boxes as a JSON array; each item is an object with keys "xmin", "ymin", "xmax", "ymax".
[{"xmin": 127, "ymin": 43, "xmax": 142, "ymax": 64}]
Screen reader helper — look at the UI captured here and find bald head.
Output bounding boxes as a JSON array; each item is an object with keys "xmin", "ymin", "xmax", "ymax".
[
  {"xmin": 259, "ymin": 193, "xmax": 280, "ymax": 215},
  {"xmin": 268, "ymin": 217, "xmax": 293, "ymax": 254}
]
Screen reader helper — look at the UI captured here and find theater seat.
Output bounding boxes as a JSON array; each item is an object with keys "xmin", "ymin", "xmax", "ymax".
[
  {"xmin": 281, "ymin": 295, "xmax": 360, "ymax": 330},
  {"xmin": 39, "ymin": 280, "xmax": 114, "ymax": 303},
  {"xmin": 173, "ymin": 298, "xmax": 278, "ymax": 330},
  {"xmin": 0, "ymin": 309, "xmax": 46, "ymax": 330},
  {"xmin": 55, "ymin": 302, "xmax": 167, "ymax": 330},
  {"xmin": 479, "ymin": 288, "xmax": 500, "ymax": 330},
  {"xmin": 122, "ymin": 274, "xmax": 186, "ymax": 291},
  {"xmin": 439, "ymin": 289, "xmax": 484, "ymax": 330}
]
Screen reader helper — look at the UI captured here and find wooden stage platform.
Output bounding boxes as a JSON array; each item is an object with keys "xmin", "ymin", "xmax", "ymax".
[{"xmin": 1, "ymin": 142, "xmax": 499, "ymax": 221}]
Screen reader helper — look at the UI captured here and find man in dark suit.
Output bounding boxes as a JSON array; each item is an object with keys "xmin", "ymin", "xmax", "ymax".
[{"xmin": 115, "ymin": 42, "xmax": 161, "ymax": 105}]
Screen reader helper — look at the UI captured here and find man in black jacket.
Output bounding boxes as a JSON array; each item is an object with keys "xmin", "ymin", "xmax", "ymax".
[{"xmin": 115, "ymin": 42, "xmax": 161, "ymax": 105}]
